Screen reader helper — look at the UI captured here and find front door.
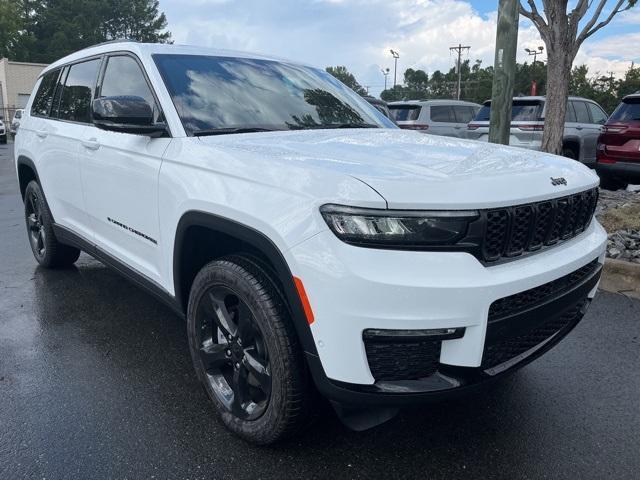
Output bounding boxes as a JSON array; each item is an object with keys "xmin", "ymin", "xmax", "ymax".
[{"xmin": 79, "ymin": 54, "xmax": 171, "ymax": 283}]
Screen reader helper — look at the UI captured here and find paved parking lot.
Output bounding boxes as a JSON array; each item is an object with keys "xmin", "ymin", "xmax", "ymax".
[{"xmin": 1, "ymin": 142, "xmax": 639, "ymax": 479}]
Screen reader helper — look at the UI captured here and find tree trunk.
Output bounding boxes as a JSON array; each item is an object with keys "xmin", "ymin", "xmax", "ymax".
[{"xmin": 540, "ymin": 48, "xmax": 573, "ymax": 155}]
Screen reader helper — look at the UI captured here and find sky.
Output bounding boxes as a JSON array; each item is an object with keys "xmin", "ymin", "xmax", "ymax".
[{"xmin": 160, "ymin": 0, "xmax": 639, "ymax": 97}]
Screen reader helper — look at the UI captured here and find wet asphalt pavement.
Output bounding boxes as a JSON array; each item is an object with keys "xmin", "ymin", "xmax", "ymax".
[{"xmin": 1, "ymin": 142, "xmax": 639, "ymax": 479}]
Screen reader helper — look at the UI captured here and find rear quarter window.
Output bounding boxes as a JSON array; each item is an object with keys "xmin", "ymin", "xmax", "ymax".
[
  {"xmin": 474, "ymin": 100, "xmax": 543, "ymax": 122},
  {"xmin": 389, "ymin": 105, "xmax": 421, "ymax": 121},
  {"xmin": 31, "ymin": 70, "xmax": 61, "ymax": 117}
]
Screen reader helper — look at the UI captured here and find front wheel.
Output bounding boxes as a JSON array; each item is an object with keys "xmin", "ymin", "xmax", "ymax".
[
  {"xmin": 187, "ymin": 255, "xmax": 311, "ymax": 444},
  {"xmin": 599, "ymin": 176, "xmax": 628, "ymax": 191}
]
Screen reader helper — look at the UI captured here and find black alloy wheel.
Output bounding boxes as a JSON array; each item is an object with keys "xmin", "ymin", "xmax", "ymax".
[
  {"xmin": 26, "ymin": 188, "xmax": 47, "ymax": 260},
  {"xmin": 195, "ymin": 286, "xmax": 272, "ymax": 420}
]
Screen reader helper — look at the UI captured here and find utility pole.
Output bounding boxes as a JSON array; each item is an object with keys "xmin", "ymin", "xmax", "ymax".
[
  {"xmin": 390, "ymin": 50, "xmax": 399, "ymax": 88},
  {"xmin": 449, "ymin": 43, "xmax": 470, "ymax": 100},
  {"xmin": 381, "ymin": 68, "xmax": 390, "ymax": 91},
  {"xmin": 489, "ymin": 0, "xmax": 519, "ymax": 145}
]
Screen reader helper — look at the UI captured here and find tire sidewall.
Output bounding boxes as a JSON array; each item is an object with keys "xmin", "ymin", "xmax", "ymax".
[{"xmin": 186, "ymin": 259, "xmax": 293, "ymax": 443}]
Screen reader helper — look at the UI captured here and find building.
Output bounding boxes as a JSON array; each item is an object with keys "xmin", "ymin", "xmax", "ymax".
[{"xmin": 0, "ymin": 58, "xmax": 48, "ymax": 122}]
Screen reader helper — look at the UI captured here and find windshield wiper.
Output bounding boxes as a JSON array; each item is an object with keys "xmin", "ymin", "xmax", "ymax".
[
  {"xmin": 193, "ymin": 127, "xmax": 281, "ymax": 137},
  {"xmin": 289, "ymin": 123, "xmax": 379, "ymax": 130}
]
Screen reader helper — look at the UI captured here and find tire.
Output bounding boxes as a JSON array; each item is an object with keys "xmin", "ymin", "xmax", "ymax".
[
  {"xmin": 187, "ymin": 255, "xmax": 311, "ymax": 444},
  {"xmin": 599, "ymin": 176, "xmax": 628, "ymax": 191},
  {"xmin": 0, "ymin": 136, "xmax": 6, "ymax": 144},
  {"xmin": 24, "ymin": 180, "xmax": 81, "ymax": 268},
  {"xmin": 562, "ymin": 146, "xmax": 578, "ymax": 160}
]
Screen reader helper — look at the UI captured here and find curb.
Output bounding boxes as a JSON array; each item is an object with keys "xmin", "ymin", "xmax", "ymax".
[{"xmin": 599, "ymin": 258, "xmax": 640, "ymax": 299}]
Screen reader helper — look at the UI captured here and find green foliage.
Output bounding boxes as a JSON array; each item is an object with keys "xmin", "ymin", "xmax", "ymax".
[
  {"xmin": 0, "ymin": 0, "xmax": 24, "ymax": 59},
  {"xmin": 325, "ymin": 66, "xmax": 367, "ymax": 96},
  {"xmin": 379, "ymin": 59, "xmax": 637, "ymax": 112},
  {"xmin": 3, "ymin": 0, "xmax": 171, "ymax": 64}
]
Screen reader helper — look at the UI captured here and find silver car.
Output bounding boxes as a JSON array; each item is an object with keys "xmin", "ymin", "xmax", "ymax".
[
  {"xmin": 388, "ymin": 100, "xmax": 481, "ymax": 138},
  {"xmin": 465, "ymin": 96, "xmax": 609, "ymax": 166}
]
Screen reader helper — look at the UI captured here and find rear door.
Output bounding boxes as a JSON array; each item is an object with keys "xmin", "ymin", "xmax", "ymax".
[
  {"xmin": 428, "ymin": 105, "xmax": 458, "ymax": 137},
  {"xmin": 34, "ymin": 59, "xmax": 101, "ymax": 239},
  {"xmin": 572, "ymin": 100, "xmax": 599, "ymax": 163},
  {"xmin": 584, "ymin": 102, "xmax": 608, "ymax": 164},
  {"xmin": 79, "ymin": 53, "xmax": 171, "ymax": 282}
]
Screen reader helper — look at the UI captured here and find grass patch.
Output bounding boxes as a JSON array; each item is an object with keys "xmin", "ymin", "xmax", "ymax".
[{"xmin": 597, "ymin": 203, "xmax": 640, "ymax": 233}]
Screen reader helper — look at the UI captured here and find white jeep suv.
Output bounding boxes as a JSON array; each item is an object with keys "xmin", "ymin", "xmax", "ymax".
[{"xmin": 15, "ymin": 42, "xmax": 607, "ymax": 444}]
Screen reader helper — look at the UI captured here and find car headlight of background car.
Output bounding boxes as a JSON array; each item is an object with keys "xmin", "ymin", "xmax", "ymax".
[{"xmin": 320, "ymin": 204, "xmax": 479, "ymax": 248}]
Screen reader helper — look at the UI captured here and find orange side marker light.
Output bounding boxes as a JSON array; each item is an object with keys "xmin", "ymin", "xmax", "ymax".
[{"xmin": 293, "ymin": 276, "xmax": 315, "ymax": 325}]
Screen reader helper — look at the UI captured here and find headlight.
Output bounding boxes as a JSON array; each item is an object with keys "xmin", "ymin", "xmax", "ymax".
[{"xmin": 320, "ymin": 204, "xmax": 479, "ymax": 248}]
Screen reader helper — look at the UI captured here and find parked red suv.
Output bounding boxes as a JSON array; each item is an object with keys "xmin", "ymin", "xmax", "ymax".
[{"xmin": 596, "ymin": 93, "xmax": 640, "ymax": 190}]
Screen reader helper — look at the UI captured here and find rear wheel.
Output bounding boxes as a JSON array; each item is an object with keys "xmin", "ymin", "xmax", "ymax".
[
  {"xmin": 562, "ymin": 145, "xmax": 578, "ymax": 160},
  {"xmin": 187, "ymin": 255, "xmax": 311, "ymax": 444},
  {"xmin": 24, "ymin": 180, "xmax": 81, "ymax": 267}
]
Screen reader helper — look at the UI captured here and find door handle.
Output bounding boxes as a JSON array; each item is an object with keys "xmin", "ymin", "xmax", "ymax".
[
  {"xmin": 575, "ymin": 126, "xmax": 583, "ymax": 131},
  {"xmin": 36, "ymin": 130, "xmax": 48, "ymax": 138},
  {"xmin": 81, "ymin": 138, "xmax": 100, "ymax": 151}
]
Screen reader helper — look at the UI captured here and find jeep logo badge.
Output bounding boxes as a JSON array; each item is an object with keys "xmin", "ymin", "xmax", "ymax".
[{"xmin": 550, "ymin": 177, "xmax": 567, "ymax": 186}]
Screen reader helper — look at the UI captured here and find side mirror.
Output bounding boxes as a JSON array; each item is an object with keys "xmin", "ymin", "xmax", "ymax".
[{"xmin": 92, "ymin": 96, "xmax": 167, "ymax": 137}]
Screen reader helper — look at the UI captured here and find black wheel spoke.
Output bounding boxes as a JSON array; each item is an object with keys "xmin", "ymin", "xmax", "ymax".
[
  {"xmin": 199, "ymin": 342, "xmax": 230, "ymax": 371},
  {"xmin": 243, "ymin": 347, "xmax": 271, "ymax": 396},
  {"xmin": 236, "ymin": 302, "xmax": 254, "ymax": 344},
  {"xmin": 231, "ymin": 367, "xmax": 250, "ymax": 418},
  {"xmin": 27, "ymin": 214, "xmax": 38, "ymax": 230},
  {"xmin": 209, "ymin": 291, "xmax": 238, "ymax": 339}
]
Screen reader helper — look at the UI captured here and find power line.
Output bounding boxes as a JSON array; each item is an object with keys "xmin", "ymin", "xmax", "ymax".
[{"xmin": 449, "ymin": 43, "xmax": 471, "ymax": 100}]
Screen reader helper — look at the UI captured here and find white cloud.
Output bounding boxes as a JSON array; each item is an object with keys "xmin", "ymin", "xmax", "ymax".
[{"xmin": 162, "ymin": 0, "xmax": 638, "ymax": 97}]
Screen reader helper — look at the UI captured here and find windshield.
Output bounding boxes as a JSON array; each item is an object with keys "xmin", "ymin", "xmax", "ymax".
[
  {"xmin": 610, "ymin": 98, "xmax": 640, "ymax": 122},
  {"xmin": 473, "ymin": 100, "xmax": 544, "ymax": 122},
  {"xmin": 388, "ymin": 105, "xmax": 421, "ymax": 121},
  {"xmin": 153, "ymin": 54, "xmax": 394, "ymax": 135}
]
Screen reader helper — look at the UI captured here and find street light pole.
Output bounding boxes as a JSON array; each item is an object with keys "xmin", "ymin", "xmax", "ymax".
[
  {"xmin": 524, "ymin": 45, "xmax": 544, "ymax": 64},
  {"xmin": 381, "ymin": 68, "xmax": 390, "ymax": 91},
  {"xmin": 390, "ymin": 50, "xmax": 399, "ymax": 88}
]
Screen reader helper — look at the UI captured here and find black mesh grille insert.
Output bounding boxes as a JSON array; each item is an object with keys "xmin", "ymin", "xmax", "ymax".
[
  {"xmin": 364, "ymin": 338, "xmax": 441, "ymax": 381},
  {"xmin": 482, "ymin": 301, "xmax": 586, "ymax": 370},
  {"xmin": 488, "ymin": 259, "xmax": 599, "ymax": 322},
  {"xmin": 481, "ymin": 188, "xmax": 598, "ymax": 262}
]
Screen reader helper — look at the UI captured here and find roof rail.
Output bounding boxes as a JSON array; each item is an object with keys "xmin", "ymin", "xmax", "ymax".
[{"xmin": 82, "ymin": 38, "xmax": 139, "ymax": 50}]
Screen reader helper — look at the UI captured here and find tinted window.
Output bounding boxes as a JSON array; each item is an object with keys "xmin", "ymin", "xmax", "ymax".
[
  {"xmin": 58, "ymin": 59, "xmax": 101, "ymax": 123},
  {"xmin": 430, "ymin": 105, "xmax": 454, "ymax": 122},
  {"xmin": 610, "ymin": 98, "xmax": 640, "ymax": 122},
  {"xmin": 154, "ymin": 54, "xmax": 391, "ymax": 134},
  {"xmin": 572, "ymin": 101, "xmax": 590, "ymax": 123},
  {"xmin": 472, "ymin": 100, "xmax": 543, "ymax": 122},
  {"xmin": 452, "ymin": 105, "xmax": 476, "ymax": 123},
  {"xmin": 587, "ymin": 102, "xmax": 608, "ymax": 124},
  {"xmin": 389, "ymin": 105, "xmax": 421, "ymax": 121},
  {"xmin": 101, "ymin": 55, "xmax": 156, "ymax": 108},
  {"xmin": 565, "ymin": 102, "xmax": 577, "ymax": 122},
  {"xmin": 31, "ymin": 70, "xmax": 60, "ymax": 117}
]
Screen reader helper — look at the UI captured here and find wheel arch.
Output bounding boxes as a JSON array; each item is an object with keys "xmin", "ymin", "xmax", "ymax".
[
  {"xmin": 173, "ymin": 210, "xmax": 318, "ymax": 356},
  {"xmin": 562, "ymin": 136, "xmax": 581, "ymax": 160},
  {"xmin": 16, "ymin": 155, "xmax": 41, "ymax": 199}
]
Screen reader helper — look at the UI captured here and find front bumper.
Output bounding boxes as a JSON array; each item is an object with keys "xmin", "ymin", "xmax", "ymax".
[{"xmin": 289, "ymin": 219, "xmax": 606, "ymax": 404}]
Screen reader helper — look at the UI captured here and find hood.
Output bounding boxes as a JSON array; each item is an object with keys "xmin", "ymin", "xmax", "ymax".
[{"xmin": 198, "ymin": 128, "xmax": 599, "ymax": 210}]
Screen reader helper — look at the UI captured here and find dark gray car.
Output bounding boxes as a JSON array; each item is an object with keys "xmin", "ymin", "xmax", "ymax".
[{"xmin": 465, "ymin": 96, "xmax": 608, "ymax": 166}]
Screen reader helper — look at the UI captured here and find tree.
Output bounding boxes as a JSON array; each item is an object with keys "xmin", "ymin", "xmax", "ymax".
[
  {"xmin": 0, "ymin": 0, "xmax": 23, "ymax": 59},
  {"xmin": 325, "ymin": 66, "xmax": 367, "ymax": 96},
  {"xmin": 520, "ymin": 0, "xmax": 637, "ymax": 155},
  {"xmin": 9, "ymin": 0, "xmax": 171, "ymax": 63}
]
